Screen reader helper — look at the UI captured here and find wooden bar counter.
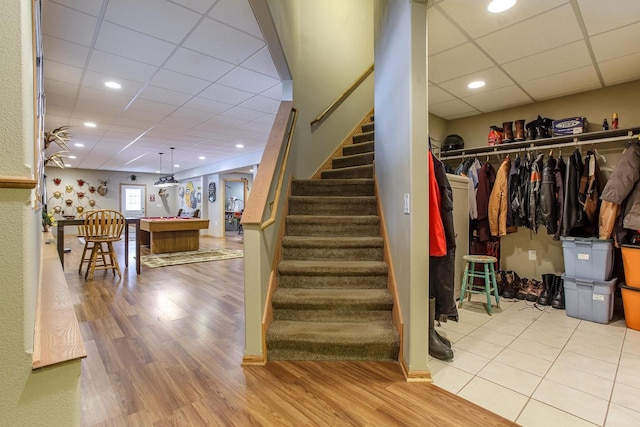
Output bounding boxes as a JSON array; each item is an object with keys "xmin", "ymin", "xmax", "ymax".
[{"xmin": 140, "ymin": 217, "xmax": 209, "ymax": 254}]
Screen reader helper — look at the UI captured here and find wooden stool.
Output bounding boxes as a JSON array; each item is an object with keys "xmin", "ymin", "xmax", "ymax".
[{"xmin": 459, "ymin": 255, "xmax": 500, "ymax": 315}]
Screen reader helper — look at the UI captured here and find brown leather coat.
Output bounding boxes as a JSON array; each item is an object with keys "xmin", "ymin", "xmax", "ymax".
[{"xmin": 489, "ymin": 156, "xmax": 511, "ymax": 237}]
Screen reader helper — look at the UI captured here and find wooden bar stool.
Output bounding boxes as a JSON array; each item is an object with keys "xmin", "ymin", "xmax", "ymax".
[
  {"xmin": 83, "ymin": 209, "xmax": 125, "ymax": 281},
  {"xmin": 459, "ymin": 255, "xmax": 500, "ymax": 315}
]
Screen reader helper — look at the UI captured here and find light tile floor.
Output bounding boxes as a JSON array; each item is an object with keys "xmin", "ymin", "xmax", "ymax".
[{"xmin": 431, "ymin": 294, "xmax": 640, "ymax": 426}]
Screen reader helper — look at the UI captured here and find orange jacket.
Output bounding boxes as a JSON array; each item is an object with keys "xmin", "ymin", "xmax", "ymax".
[{"xmin": 489, "ymin": 157, "xmax": 511, "ymax": 237}]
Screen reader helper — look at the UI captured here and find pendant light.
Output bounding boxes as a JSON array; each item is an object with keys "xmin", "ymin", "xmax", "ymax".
[{"xmin": 154, "ymin": 148, "xmax": 180, "ymax": 187}]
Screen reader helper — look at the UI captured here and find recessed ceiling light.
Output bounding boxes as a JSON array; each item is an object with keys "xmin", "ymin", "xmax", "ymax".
[
  {"xmin": 199, "ymin": 156, "xmax": 206, "ymax": 160},
  {"xmin": 174, "ymin": 164, "xmax": 179, "ymax": 168},
  {"xmin": 104, "ymin": 81, "xmax": 121, "ymax": 89},
  {"xmin": 74, "ymin": 143, "xmax": 84, "ymax": 147},
  {"xmin": 249, "ymin": 169, "xmax": 254, "ymax": 172},
  {"xmin": 84, "ymin": 122, "xmax": 96, "ymax": 128},
  {"xmin": 236, "ymin": 144, "xmax": 244, "ymax": 148},
  {"xmin": 155, "ymin": 170, "xmax": 161, "ymax": 174},
  {"xmin": 468, "ymin": 80, "xmax": 486, "ymax": 89},
  {"xmin": 68, "ymin": 155, "xmax": 77, "ymax": 159},
  {"xmin": 488, "ymin": 0, "xmax": 516, "ymax": 13}
]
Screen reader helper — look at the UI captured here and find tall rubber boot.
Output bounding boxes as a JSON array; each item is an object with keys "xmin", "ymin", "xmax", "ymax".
[
  {"xmin": 537, "ymin": 274, "xmax": 555, "ymax": 306},
  {"xmin": 429, "ymin": 297, "xmax": 454, "ymax": 360},
  {"xmin": 551, "ymin": 276, "xmax": 565, "ymax": 309}
]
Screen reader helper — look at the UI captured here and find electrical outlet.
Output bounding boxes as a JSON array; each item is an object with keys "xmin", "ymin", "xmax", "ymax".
[
  {"xmin": 403, "ymin": 193, "xmax": 410, "ymax": 214},
  {"xmin": 528, "ymin": 250, "xmax": 537, "ymax": 261}
]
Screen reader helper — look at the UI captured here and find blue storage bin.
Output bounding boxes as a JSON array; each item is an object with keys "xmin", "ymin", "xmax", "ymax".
[{"xmin": 561, "ymin": 237, "xmax": 614, "ymax": 281}]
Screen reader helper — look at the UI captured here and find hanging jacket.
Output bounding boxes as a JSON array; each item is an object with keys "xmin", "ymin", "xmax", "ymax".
[
  {"xmin": 561, "ymin": 149, "xmax": 584, "ymax": 237},
  {"xmin": 599, "ymin": 142, "xmax": 640, "ymax": 241},
  {"xmin": 430, "ymin": 153, "xmax": 458, "ymax": 321},
  {"xmin": 553, "ymin": 156, "xmax": 566, "ymax": 240},
  {"xmin": 573, "ymin": 151, "xmax": 604, "ymax": 237},
  {"xmin": 467, "ymin": 158, "xmax": 481, "ymax": 220},
  {"xmin": 507, "ymin": 157, "xmax": 518, "ymax": 227},
  {"xmin": 512, "ymin": 154, "xmax": 531, "ymax": 228},
  {"xmin": 540, "ymin": 155, "xmax": 558, "ymax": 235},
  {"xmin": 476, "ymin": 162, "xmax": 496, "ymax": 242},
  {"xmin": 489, "ymin": 156, "xmax": 511, "ymax": 237},
  {"xmin": 428, "ymin": 151, "xmax": 447, "ymax": 257},
  {"xmin": 529, "ymin": 153, "xmax": 545, "ymax": 233}
]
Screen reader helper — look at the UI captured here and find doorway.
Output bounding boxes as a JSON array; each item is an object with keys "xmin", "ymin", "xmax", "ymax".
[
  {"xmin": 224, "ymin": 179, "xmax": 246, "ymax": 233},
  {"xmin": 120, "ymin": 184, "xmax": 146, "ymax": 218}
]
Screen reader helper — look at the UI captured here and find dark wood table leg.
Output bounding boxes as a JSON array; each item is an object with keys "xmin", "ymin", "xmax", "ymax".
[
  {"xmin": 124, "ymin": 223, "xmax": 129, "ymax": 268},
  {"xmin": 57, "ymin": 224, "xmax": 65, "ymax": 269},
  {"xmin": 135, "ymin": 221, "xmax": 140, "ymax": 275}
]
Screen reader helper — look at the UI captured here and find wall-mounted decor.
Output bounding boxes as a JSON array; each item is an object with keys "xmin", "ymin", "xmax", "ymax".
[
  {"xmin": 97, "ymin": 179, "xmax": 110, "ymax": 196},
  {"xmin": 53, "ymin": 177, "xmax": 61, "ymax": 186},
  {"xmin": 88, "ymin": 186, "xmax": 96, "ymax": 193},
  {"xmin": 77, "ymin": 178, "xmax": 86, "ymax": 186},
  {"xmin": 208, "ymin": 182, "xmax": 216, "ymax": 202}
]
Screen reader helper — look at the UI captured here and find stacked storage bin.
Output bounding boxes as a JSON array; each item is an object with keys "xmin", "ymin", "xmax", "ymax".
[
  {"xmin": 561, "ymin": 237, "xmax": 616, "ymax": 324},
  {"xmin": 620, "ymin": 244, "xmax": 640, "ymax": 330}
]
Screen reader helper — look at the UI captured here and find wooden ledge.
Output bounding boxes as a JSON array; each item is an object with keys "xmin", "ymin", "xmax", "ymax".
[
  {"xmin": 33, "ymin": 232, "xmax": 87, "ymax": 369},
  {"xmin": 0, "ymin": 175, "xmax": 38, "ymax": 189}
]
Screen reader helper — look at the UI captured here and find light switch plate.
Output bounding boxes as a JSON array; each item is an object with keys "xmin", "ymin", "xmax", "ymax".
[
  {"xmin": 528, "ymin": 250, "xmax": 536, "ymax": 261},
  {"xmin": 403, "ymin": 193, "xmax": 410, "ymax": 214}
]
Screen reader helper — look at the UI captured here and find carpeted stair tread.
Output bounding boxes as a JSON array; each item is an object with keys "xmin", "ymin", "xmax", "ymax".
[
  {"xmin": 291, "ymin": 178, "xmax": 374, "ymax": 196},
  {"xmin": 288, "ymin": 196, "xmax": 377, "ymax": 216},
  {"xmin": 272, "ymin": 288, "xmax": 393, "ymax": 310},
  {"xmin": 266, "ymin": 320, "xmax": 399, "ymax": 361},
  {"xmin": 286, "ymin": 215, "xmax": 380, "ymax": 237},
  {"xmin": 273, "ymin": 309, "xmax": 392, "ymax": 323},
  {"xmin": 332, "ymin": 151, "xmax": 374, "ymax": 169},
  {"xmin": 278, "ymin": 260, "xmax": 388, "ymax": 276},
  {"xmin": 352, "ymin": 131, "xmax": 374, "ymax": 143},
  {"xmin": 361, "ymin": 122, "xmax": 374, "ymax": 133},
  {"xmin": 321, "ymin": 164, "xmax": 373, "ymax": 179},
  {"xmin": 282, "ymin": 236, "xmax": 383, "ymax": 248},
  {"xmin": 343, "ymin": 141, "xmax": 374, "ymax": 156}
]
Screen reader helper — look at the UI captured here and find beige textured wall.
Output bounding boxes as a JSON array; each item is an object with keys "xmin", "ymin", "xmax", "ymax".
[
  {"xmin": 435, "ymin": 80, "xmax": 640, "ymax": 278},
  {"xmin": 0, "ymin": 1, "xmax": 81, "ymax": 425}
]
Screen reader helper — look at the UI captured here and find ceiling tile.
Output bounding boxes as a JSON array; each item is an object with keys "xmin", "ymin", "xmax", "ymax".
[
  {"xmin": 149, "ymin": 69, "xmax": 211, "ymax": 94},
  {"xmin": 42, "ymin": 2, "xmax": 98, "ymax": 46},
  {"xmin": 462, "ymin": 85, "xmax": 532, "ymax": 113},
  {"xmin": 171, "ymin": 0, "xmax": 217, "ymax": 14},
  {"xmin": 260, "ymin": 83, "xmax": 283, "ymax": 100},
  {"xmin": 104, "ymin": 0, "xmax": 201, "ymax": 44},
  {"xmin": 429, "ymin": 99, "xmax": 478, "ymax": 119},
  {"xmin": 428, "ymin": 84, "xmax": 456, "ymax": 104},
  {"xmin": 169, "ymin": 107, "xmax": 215, "ymax": 122},
  {"xmin": 51, "ymin": 0, "xmax": 104, "ymax": 16},
  {"xmin": 210, "ymin": 0, "xmax": 263, "ymax": 39},
  {"xmin": 577, "ymin": 0, "xmax": 640, "ymax": 36},
  {"xmin": 183, "ymin": 17, "xmax": 265, "ymax": 65},
  {"xmin": 218, "ymin": 67, "xmax": 280, "ymax": 94},
  {"xmin": 82, "ymin": 71, "xmax": 145, "ymax": 97},
  {"xmin": 160, "ymin": 115, "xmax": 207, "ymax": 129},
  {"xmin": 95, "ymin": 21, "xmax": 177, "ymax": 67},
  {"xmin": 428, "ymin": 43, "xmax": 494, "ymax": 84},
  {"xmin": 241, "ymin": 120, "xmax": 273, "ymax": 134},
  {"xmin": 205, "ymin": 115, "xmax": 250, "ymax": 129},
  {"xmin": 438, "ymin": 0, "xmax": 568, "ymax": 39},
  {"xmin": 599, "ymin": 52, "xmax": 640, "ymax": 86},
  {"xmin": 438, "ymin": 67, "xmax": 514, "ymax": 98},
  {"xmin": 138, "ymin": 85, "xmax": 193, "ymax": 106},
  {"xmin": 590, "ymin": 21, "xmax": 640, "ymax": 62},
  {"xmin": 239, "ymin": 96, "xmax": 280, "ymax": 114},
  {"xmin": 221, "ymin": 106, "xmax": 267, "ymax": 121},
  {"xmin": 427, "ymin": 8, "xmax": 467, "ymax": 56},
  {"xmin": 521, "ymin": 65, "xmax": 601, "ymax": 100},
  {"xmin": 199, "ymin": 83, "xmax": 254, "ymax": 104},
  {"xmin": 145, "ymin": 125, "xmax": 190, "ymax": 139},
  {"xmin": 127, "ymin": 98, "xmax": 177, "ymax": 116},
  {"xmin": 43, "ymin": 36, "xmax": 89, "ymax": 68},
  {"xmin": 182, "ymin": 97, "xmax": 233, "ymax": 114},
  {"xmin": 476, "ymin": 4, "xmax": 582, "ymax": 64},
  {"xmin": 44, "ymin": 60, "xmax": 83, "ymax": 85},
  {"xmin": 44, "ymin": 79, "xmax": 80, "ymax": 98},
  {"xmin": 241, "ymin": 47, "xmax": 279, "ymax": 79},
  {"xmin": 163, "ymin": 48, "xmax": 235, "ymax": 82},
  {"xmin": 88, "ymin": 50, "xmax": 159, "ymax": 83},
  {"xmin": 502, "ymin": 40, "xmax": 592, "ymax": 83}
]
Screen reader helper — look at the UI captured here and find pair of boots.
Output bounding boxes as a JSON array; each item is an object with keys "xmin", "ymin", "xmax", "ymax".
[
  {"xmin": 502, "ymin": 120, "xmax": 525, "ymax": 142},
  {"xmin": 537, "ymin": 274, "xmax": 565, "ymax": 308},
  {"xmin": 498, "ymin": 270, "xmax": 521, "ymax": 299},
  {"xmin": 429, "ymin": 297, "xmax": 453, "ymax": 360}
]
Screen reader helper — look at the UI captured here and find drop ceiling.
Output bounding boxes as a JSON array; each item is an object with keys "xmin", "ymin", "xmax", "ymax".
[{"xmin": 42, "ymin": 0, "xmax": 640, "ymax": 174}]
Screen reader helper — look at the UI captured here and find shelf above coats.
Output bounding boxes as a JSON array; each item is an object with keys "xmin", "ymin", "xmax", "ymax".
[{"xmin": 437, "ymin": 126, "xmax": 640, "ymax": 161}]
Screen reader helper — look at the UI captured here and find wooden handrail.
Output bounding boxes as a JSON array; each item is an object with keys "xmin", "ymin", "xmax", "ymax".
[
  {"xmin": 310, "ymin": 64, "xmax": 374, "ymax": 127},
  {"xmin": 241, "ymin": 102, "xmax": 297, "ymax": 227},
  {"xmin": 261, "ymin": 108, "xmax": 297, "ymax": 230},
  {"xmin": 0, "ymin": 175, "xmax": 38, "ymax": 189}
]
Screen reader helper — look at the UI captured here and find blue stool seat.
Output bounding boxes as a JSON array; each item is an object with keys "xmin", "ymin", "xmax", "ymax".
[{"xmin": 459, "ymin": 255, "xmax": 500, "ymax": 315}]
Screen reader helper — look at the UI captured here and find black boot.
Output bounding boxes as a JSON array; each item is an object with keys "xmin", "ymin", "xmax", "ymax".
[
  {"xmin": 430, "ymin": 297, "xmax": 453, "ymax": 360},
  {"xmin": 435, "ymin": 330, "xmax": 452, "ymax": 348},
  {"xmin": 502, "ymin": 271, "xmax": 519, "ymax": 299},
  {"xmin": 551, "ymin": 276, "xmax": 565, "ymax": 309},
  {"xmin": 537, "ymin": 274, "xmax": 555, "ymax": 306}
]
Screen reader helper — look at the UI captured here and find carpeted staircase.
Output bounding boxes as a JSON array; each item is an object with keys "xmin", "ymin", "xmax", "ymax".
[{"xmin": 266, "ymin": 118, "xmax": 400, "ymax": 361}]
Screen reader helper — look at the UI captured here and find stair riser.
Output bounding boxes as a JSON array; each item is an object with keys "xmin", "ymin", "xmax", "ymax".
[
  {"xmin": 286, "ymin": 221, "xmax": 379, "ymax": 237},
  {"xmin": 282, "ymin": 247, "xmax": 383, "ymax": 261},
  {"xmin": 273, "ymin": 310, "xmax": 392, "ymax": 323},
  {"xmin": 332, "ymin": 152, "xmax": 374, "ymax": 169},
  {"xmin": 321, "ymin": 166, "xmax": 373, "ymax": 179},
  {"xmin": 291, "ymin": 181, "xmax": 374, "ymax": 197},
  {"xmin": 266, "ymin": 343, "xmax": 398, "ymax": 361},
  {"xmin": 272, "ymin": 300, "xmax": 393, "ymax": 311},
  {"xmin": 353, "ymin": 131, "xmax": 374, "ymax": 143},
  {"xmin": 361, "ymin": 123, "xmax": 374, "ymax": 133},
  {"xmin": 288, "ymin": 199, "xmax": 377, "ymax": 216},
  {"xmin": 343, "ymin": 141, "xmax": 374, "ymax": 157},
  {"xmin": 278, "ymin": 275, "xmax": 388, "ymax": 289}
]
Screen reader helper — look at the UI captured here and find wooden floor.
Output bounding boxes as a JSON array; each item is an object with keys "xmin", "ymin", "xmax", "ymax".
[{"xmin": 64, "ymin": 231, "xmax": 516, "ymax": 426}]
